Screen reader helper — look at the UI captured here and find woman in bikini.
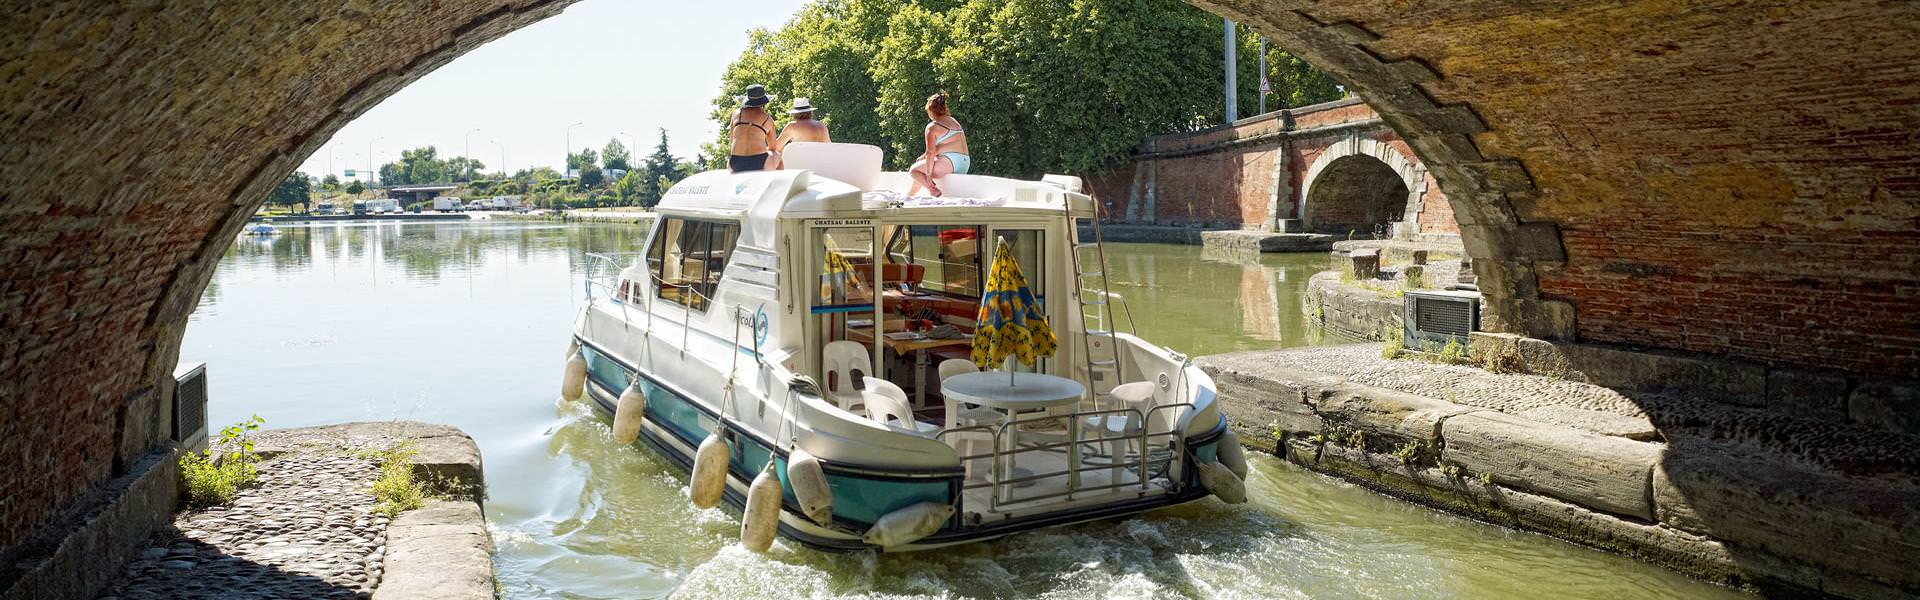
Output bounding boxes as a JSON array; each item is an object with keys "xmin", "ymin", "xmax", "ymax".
[
  {"xmin": 908, "ymin": 92, "xmax": 969, "ymax": 197},
  {"xmin": 728, "ymin": 84, "xmax": 779, "ymax": 172}
]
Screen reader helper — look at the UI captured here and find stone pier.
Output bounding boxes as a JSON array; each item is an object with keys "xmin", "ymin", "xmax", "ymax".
[
  {"xmin": 95, "ymin": 422, "xmax": 491, "ymax": 600},
  {"xmin": 1201, "ymin": 345, "xmax": 1920, "ymax": 599}
]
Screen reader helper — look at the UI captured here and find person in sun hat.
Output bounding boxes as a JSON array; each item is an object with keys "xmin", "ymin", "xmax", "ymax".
[
  {"xmin": 773, "ymin": 97, "xmax": 831, "ymax": 166},
  {"xmin": 727, "ymin": 84, "xmax": 779, "ymax": 172}
]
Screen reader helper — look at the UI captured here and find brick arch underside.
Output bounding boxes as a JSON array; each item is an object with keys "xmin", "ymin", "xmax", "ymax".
[{"xmin": 2, "ymin": 0, "xmax": 1918, "ymax": 560}]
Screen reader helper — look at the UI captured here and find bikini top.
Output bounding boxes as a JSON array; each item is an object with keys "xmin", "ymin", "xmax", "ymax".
[
  {"xmin": 931, "ymin": 121, "xmax": 964, "ymax": 145},
  {"xmin": 730, "ymin": 112, "xmax": 774, "ymax": 138}
]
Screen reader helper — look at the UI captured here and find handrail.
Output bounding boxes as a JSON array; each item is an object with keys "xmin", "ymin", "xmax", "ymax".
[{"xmin": 933, "ymin": 398, "xmax": 1194, "ymax": 510}]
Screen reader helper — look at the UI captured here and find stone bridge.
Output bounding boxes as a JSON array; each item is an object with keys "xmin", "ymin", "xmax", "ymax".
[
  {"xmin": 1091, "ymin": 97, "xmax": 1460, "ymax": 242},
  {"xmin": 2, "ymin": 1, "xmax": 1916, "ymax": 598}
]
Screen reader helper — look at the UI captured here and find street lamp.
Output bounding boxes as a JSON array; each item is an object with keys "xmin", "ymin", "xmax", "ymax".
[
  {"xmin": 565, "ymin": 121, "xmax": 585, "ymax": 178},
  {"xmin": 368, "ymin": 137, "xmax": 384, "ymax": 189},
  {"xmin": 464, "ymin": 128, "xmax": 481, "ymax": 183}
]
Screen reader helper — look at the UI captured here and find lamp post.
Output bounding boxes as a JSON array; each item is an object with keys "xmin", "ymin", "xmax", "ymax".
[
  {"xmin": 1224, "ymin": 18, "xmax": 1238, "ymax": 123},
  {"xmin": 367, "ymin": 137, "xmax": 384, "ymax": 189},
  {"xmin": 464, "ymin": 128, "xmax": 481, "ymax": 183},
  {"xmin": 1258, "ymin": 37, "xmax": 1268, "ymax": 115},
  {"xmin": 565, "ymin": 121, "xmax": 585, "ymax": 178}
]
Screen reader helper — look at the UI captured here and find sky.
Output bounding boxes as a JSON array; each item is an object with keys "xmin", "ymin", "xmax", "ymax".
[{"xmin": 300, "ymin": 0, "xmax": 810, "ymax": 181}]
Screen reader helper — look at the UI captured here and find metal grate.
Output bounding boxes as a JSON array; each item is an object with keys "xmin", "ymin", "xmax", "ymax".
[
  {"xmin": 1414, "ymin": 297, "xmax": 1474, "ymax": 337},
  {"xmin": 173, "ymin": 363, "xmax": 207, "ymax": 443}
]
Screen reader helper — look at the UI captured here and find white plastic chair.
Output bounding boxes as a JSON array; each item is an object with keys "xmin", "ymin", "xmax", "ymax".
[
  {"xmin": 862, "ymin": 377, "xmax": 938, "ymax": 434},
  {"xmin": 823, "ymin": 340, "xmax": 871, "ymax": 412},
  {"xmin": 1083, "ymin": 381, "xmax": 1157, "ymax": 483},
  {"xmin": 937, "ymin": 359, "xmax": 1001, "ymax": 480}
]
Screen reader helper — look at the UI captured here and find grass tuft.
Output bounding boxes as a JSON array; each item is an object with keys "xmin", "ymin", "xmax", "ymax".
[
  {"xmin": 371, "ymin": 444, "xmax": 427, "ymax": 516},
  {"xmin": 180, "ymin": 416, "xmax": 265, "ymax": 508}
]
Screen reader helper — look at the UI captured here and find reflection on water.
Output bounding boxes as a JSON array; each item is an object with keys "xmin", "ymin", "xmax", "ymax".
[{"xmin": 183, "ymin": 220, "xmax": 1745, "ymax": 599}]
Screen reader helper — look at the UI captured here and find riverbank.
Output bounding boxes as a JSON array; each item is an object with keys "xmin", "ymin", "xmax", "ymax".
[
  {"xmin": 101, "ymin": 422, "xmax": 491, "ymax": 600},
  {"xmin": 1200, "ymin": 344, "xmax": 1920, "ymax": 599}
]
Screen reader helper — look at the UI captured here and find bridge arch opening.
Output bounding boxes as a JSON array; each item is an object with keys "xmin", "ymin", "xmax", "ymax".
[{"xmin": 1302, "ymin": 154, "xmax": 1412, "ymax": 236}]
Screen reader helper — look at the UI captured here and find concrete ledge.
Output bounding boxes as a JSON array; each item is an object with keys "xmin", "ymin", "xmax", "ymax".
[
  {"xmin": 1198, "ymin": 229, "xmax": 1337, "ymax": 253},
  {"xmin": 1305, "ymin": 271, "xmax": 1400, "ymax": 340},
  {"xmin": 0, "ymin": 449, "xmax": 179, "ymax": 600},
  {"xmin": 373, "ymin": 500, "xmax": 494, "ymax": 600}
]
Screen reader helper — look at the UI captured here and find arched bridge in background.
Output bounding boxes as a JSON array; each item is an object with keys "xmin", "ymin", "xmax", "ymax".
[{"xmin": 2, "ymin": 1, "xmax": 1915, "ymax": 597}]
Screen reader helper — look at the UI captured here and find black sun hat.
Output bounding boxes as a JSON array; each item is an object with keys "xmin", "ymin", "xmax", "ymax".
[{"xmin": 736, "ymin": 84, "xmax": 774, "ymax": 108}]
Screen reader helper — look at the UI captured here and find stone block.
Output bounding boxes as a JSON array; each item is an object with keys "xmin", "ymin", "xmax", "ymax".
[
  {"xmin": 1349, "ymin": 249, "xmax": 1380, "ymax": 279},
  {"xmin": 1314, "ymin": 383, "xmax": 1480, "ymax": 445},
  {"xmin": 1441, "ymin": 411, "xmax": 1661, "ymax": 520},
  {"xmin": 374, "ymin": 500, "xmax": 494, "ymax": 600},
  {"xmin": 1653, "ymin": 440, "xmax": 1920, "ymax": 590},
  {"xmin": 1197, "ymin": 355, "xmax": 1344, "ymax": 447},
  {"xmin": 1517, "ymin": 406, "xmax": 1657, "ymax": 441},
  {"xmin": 1847, "ymin": 378, "xmax": 1920, "ymax": 435}
]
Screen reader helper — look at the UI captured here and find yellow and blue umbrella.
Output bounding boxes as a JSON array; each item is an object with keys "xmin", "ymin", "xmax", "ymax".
[{"xmin": 971, "ymin": 240, "xmax": 1056, "ymax": 371}]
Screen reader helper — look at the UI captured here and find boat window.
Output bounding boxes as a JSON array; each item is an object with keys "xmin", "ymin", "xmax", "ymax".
[
  {"xmin": 645, "ymin": 217, "xmax": 739, "ymax": 312},
  {"xmin": 884, "ymin": 225, "xmax": 983, "ymax": 299},
  {"xmin": 811, "ymin": 226, "xmax": 880, "ymax": 396}
]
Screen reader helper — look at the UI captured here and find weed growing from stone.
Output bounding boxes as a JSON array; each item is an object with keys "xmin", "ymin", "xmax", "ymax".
[
  {"xmin": 180, "ymin": 415, "xmax": 265, "ymax": 507},
  {"xmin": 1380, "ymin": 326, "xmax": 1405, "ymax": 359},
  {"xmin": 1478, "ymin": 472, "xmax": 1494, "ymax": 486},
  {"xmin": 1478, "ymin": 341, "xmax": 1525, "ymax": 374},
  {"xmin": 1442, "ymin": 464, "xmax": 1463, "ymax": 479},
  {"xmin": 1429, "ymin": 339, "xmax": 1471, "ymax": 365},
  {"xmin": 372, "ymin": 444, "xmax": 426, "ymax": 516}
]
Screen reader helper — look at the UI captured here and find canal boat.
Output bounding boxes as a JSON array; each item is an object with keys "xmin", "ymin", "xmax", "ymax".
[{"xmin": 563, "ymin": 142, "xmax": 1247, "ymax": 552}]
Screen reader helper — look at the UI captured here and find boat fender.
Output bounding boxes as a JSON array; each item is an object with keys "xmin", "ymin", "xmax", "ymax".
[
  {"xmin": 786, "ymin": 450, "xmax": 834, "ymax": 526},
  {"xmin": 689, "ymin": 434, "xmax": 729, "ymax": 509},
  {"xmin": 612, "ymin": 383, "xmax": 645, "ymax": 444},
  {"xmin": 741, "ymin": 463, "xmax": 782, "ymax": 553},
  {"xmin": 1217, "ymin": 430, "xmax": 1248, "ymax": 480},
  {"xmin": 1196, "ymin": 460, "xmax": 1247, "ymax": 504},
  {"xmin": 560, "ymin": 350, "xmax": 587, "ymax": 406},
  {"xmin": 861, "ymin": 502, "xmax": 954, "ymax": 548}
]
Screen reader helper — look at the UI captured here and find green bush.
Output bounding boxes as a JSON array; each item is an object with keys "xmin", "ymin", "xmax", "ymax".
[
  {"xmin": 1432, "ymin": 338, "xmax": 1471, "ymax": 365},
  {"xmin": 371, "ymin": 444, "xmax": 427, "ymax": 516},
  {"xmin": 179, "ymin": 415, "xmax": 265, "ymax": 507}
]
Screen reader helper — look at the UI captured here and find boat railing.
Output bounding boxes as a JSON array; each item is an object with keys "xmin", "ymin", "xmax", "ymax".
[
  {"xmin": 582, "ymin": 252, "xmax": 646, "ymax": 301},
  {"xmin": 1079, "ymin": 288, "xmax": 1137, "ymax": 336},
  {"xmin": 937, "ymin": 401, "xmax": 1193, "ymax": 513}
]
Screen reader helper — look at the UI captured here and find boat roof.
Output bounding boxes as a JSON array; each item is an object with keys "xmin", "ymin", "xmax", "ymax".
[{"xmin": 656, "ymin": 143, "xmax": 1095, "ymax": 225}]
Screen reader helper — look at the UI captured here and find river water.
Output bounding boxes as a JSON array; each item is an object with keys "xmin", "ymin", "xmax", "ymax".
[{"xmin": 184, "ymin": 219, "xmax": 1745, "ymax": 599}]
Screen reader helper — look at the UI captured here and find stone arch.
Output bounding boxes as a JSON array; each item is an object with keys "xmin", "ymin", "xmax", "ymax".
[
  {"xmin": 1298, "ymin": 135, "xmax": 1424, "ymax": 235},
  {"xmin": 5, "ymin": 1, "xmax": 1920, "ymax": 586}
]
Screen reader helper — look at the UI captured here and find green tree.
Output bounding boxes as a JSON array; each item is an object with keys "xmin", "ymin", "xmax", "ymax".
[
  {"xmin": 638, "ymin": 129, "xmax": 689, "ymax": 207},
  {"xmin": 710, "ymin": 0, "xmax": 1343, "ymax": 178},
  {"xmin": 603, "ymin": 138, "xmax": 632, "ymax": 172},
  {"xmin": 266, "ymin": 171, "xmax": 311, "ymax": 212},
  {"xmin": 613, "ymin": 170, "xmax": 645, "ymax": 205},
  {"xmin": 567, "ymin": 149, "xmax": 603, "ymax": 189},
  {"xmin": 345, "ymin": 180, "xmax": 366, "ymax": 195},
  {"xmin": 321, "ymin": 173, "xmax": 341, "ymax": 192}
]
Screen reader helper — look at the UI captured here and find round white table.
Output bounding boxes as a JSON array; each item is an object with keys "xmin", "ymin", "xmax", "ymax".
[{"xmin": 940, "ymin": 371, "xmax": 1087, "ymax": 500}]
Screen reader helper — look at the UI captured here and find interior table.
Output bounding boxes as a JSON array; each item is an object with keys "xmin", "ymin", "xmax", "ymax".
[
  {"xmin": 847, "ymin": 328, "xmax": 972, "ymax": 407},
  {"xmin": 940, "ymin": 371, "xmax": 1088, "ymax": 500}
]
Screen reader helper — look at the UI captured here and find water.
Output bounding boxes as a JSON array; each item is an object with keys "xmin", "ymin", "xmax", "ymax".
[{"xmin": 184, "ymin": 219, "xmax": 1746, "ymax": 599}]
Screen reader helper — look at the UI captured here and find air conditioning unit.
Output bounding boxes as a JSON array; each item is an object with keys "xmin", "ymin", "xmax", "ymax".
[
  {"xmin": 1403, "ymin": 290, "xmax": 1480, "ymax": 352},
  {"xmin": 171, "ymin": 362, "xmax": 209, "ymax": 451}
]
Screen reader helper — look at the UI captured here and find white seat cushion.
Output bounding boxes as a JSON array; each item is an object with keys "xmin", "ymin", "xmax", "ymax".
[{"xmin": 1086, "ymin": 414, "xmax": 1140, "ymax": 435}]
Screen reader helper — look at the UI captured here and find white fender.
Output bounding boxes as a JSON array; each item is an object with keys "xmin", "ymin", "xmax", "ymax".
[
  {"xmin": 786, "ymin": 450, "xmax": 833, "ymax": 526},
  {"xmin": 861, "ymin": 502, "xmax": 954, "ymax": 548},
  {"xmin": 560, "ymin": 350, "xmax": 587, "ymax": 406},
  {"xmin": 1196, "ymin": 460, "xmax": 1247, "ymax": 504},
  {"xmin": 741, "ymin": 464, "xmax": 782, "ymax": 553},
  {"xmin": 689, "ymin": 434, "xmax": 729, "ymax": 509},
  {"xmin": 1217, "ymin": 430, "xmax": 1248, "ymax": 480},
  {"xmin": 612, "ymin": 383, "xmax": 645, "ymax": 444}
]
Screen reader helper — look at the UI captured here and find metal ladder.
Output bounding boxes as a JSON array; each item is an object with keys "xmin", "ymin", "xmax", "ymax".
[{"xmin": 1067, "ymin": 193, "xmax": 1127, "ymax": 405}]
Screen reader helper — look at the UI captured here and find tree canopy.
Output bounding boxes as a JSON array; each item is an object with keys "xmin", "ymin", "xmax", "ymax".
[
  {"xmin": 603, "ymin": 138, "xmax": 632, "ymax": 172},
  {"xmin": 377, "ymin": 146, "xmax": 484, "ymax": 186},
  {"xmin": 266, "ymin": 172, "xmax": 311, "ymax": 211},
  {"xmin": 709, "ymin": 0, "xmax": 1344, "ymax": 178}
]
